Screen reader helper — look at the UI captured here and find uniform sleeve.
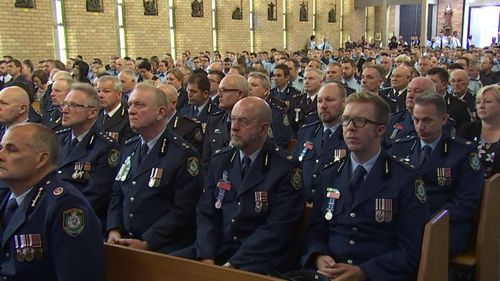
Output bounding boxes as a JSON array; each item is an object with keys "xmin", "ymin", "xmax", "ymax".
[
  {"xmin": 228, "ymin": 162, "xmax": 304, "ymax": 266},
  {"xmin": 359, "ymin": 177, "xmax": 429, "ymax": 280},
  {"xmin": 86, "ymin": 143, "xmax": 120, "ymax": 215},
  {"xmin": 142, "ymin": 151, "xmax": 204, "ymax": 250},
  {"xmin": 442, "ymin": 149, "xmax": 483, "ymax": 224},
  {"xmin": 51, "ymin": 194, "xmax": 105, "ymax": 281},
  {"xmin": 106, "ymin": 151, "xmax": 128, "ymax": 233}
]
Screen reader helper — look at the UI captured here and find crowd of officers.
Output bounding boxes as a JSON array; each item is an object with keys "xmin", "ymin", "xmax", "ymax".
[{"xmin": 0, "ymin": 43, "xmax": 498, "ymax": 280}]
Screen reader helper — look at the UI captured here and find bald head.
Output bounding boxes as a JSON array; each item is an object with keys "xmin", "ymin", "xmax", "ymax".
[
  {"xmin": 158, "ymin": 84, "xmax": 178, "ymax": 115},
  {"xmin": 208, "ymin": 62, "xmax": 223, "ymax": 72},
  {"xmin": 406, "ymin": 77, "xmax": 437, "ymax": 113},
  {"xmin": 218, "ymin": 74, "xmax": 249, "ymax": 111},
  {"xmin": 450, "ymin": 69, "xmax": 469, "ymax": 96},
  {"xmin": 0, "ymin": 86, "xmax": 30, "ymax": 126},
  {"xmin": 230, "ymin": 97, "xmax": 271, "ymax": 155}
]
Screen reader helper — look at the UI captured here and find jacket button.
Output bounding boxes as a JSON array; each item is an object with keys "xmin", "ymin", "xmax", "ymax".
[
  {"xmin": 132, "ymin": 181, "xmax": 136, "ymax": 185},
  {"xmin": 315, "ymin": 159, "xmax": 319, "ymax": 163},
  {"xmin": 349, "ymin": 212, "xmax": 356, "ymax": 218},
  {"xmin": 4, "ymin": 253, "xmax": 9, "ymax": 258},
  {"xmin": 231, "ymin": 219, "xmax": 235, "ymax": 223},
  {"xmin": 233, "ymin": 236, "xmax": 237, "ymax": 241},
  {"xmin": 349, "ymin": 240, "xmax": 355, "ymax": 246},
  {"xmin": 347, "ymin": 259, "xmax": 353, "ymax": 264},
  {"xmin": 129, "ymin": 213, "xmax": 134, "ymax": 218},
  {"xmin": 312, "ymin": 174, "xmax": 317, "ymax": 178},
  {"xmin": 352, "ymin": 227, "xmax": 358, "ymax": 231},
  {"xmin": 130, "ymin": 197, "xmax": 134, "ymax": 202},
  {"xmin": 237, "ymin": 201, "xmax": 241, "ymax": 206},
  {"xmin": 57, "ymin": 170, "xmax": 62, "ymax": 174}
]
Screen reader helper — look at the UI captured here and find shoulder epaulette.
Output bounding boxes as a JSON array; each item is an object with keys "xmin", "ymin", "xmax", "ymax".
[
  {"xmin": 390, "ymin": 155, "xmax": 417, "ymax": 170},
  {"xmin": 124, "ymin": 135, "xmax": 140, "ymax": 146},
  {"xmin": 55, "ymin": 128, "xmax": 71, "ymax": 135},
  {"xmin": 213, "ymin": 146, "xmax": 236, "ymax": 157},
  {"xmin": 394, "ymin": 135, "xmax": 417, "ymax": 143},
  {"xmin": 169, "ymin": 134, "xmax": 194, "ymax": 151},
  {"xmin": 97, "ymin": 131, "xmax": 117, "ymax": 144},
  {"xmin": 300, "ymin": 120, "xmax": 321, "ymax": 129},
  {"xmin": 212, "ymin": 110, "xmax": 225, "ymax": 116},
  {"xmin": 321, "ymin": 156, "xmax": 347, "ymax": 171},
  {"xmin": 183, "ymin": 116, "xmax": 201, "ymax": 124}
]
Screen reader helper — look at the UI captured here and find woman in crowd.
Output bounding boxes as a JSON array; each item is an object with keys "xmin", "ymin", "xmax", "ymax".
[{"xmin": 458, "ymin": 85, "xmax": 500, "ymax": 177}]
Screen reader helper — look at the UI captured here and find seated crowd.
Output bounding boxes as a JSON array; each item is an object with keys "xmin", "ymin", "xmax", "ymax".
[{"xmin": 0, "ymin": 41, "xmax": 499, "ymax": 281}]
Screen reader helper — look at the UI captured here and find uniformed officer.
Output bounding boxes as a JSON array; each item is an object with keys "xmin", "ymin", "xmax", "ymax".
[
  {"xmin": 426, "ymin": 67, "xmax": 472, "ymax": 130},
  {"xmin": 0, "ymin": 86, "xmax": 31, "ymax": 140},
  {"xmin": 450, "ymin": 69, "xmax": 476, "ymax": 119},
  {"xmin": 41, "ymin": 75, "xmax": 74, "ymax": 132},
  {"xmin": 295, "ymin": 82, "xmax": 347, "ymax": 202},
  {"xmin": 285, "ymin": 59, "xmax": 304, "ymax": 93},
  {"xmin": 379, "ymin": 66, "xmax": 411, "ymax": 113},
  {"xmin": 270, "ymin": 64, "xmax": 301, "ymax": 105},
  {"xmin": 96, "ymin": 75, "xmax": 135, "ymax": 144},
  {"xmin": 179, "ymin": 73, "xmax": 221, "ymax": 123},
  {"xmin": 388, "ymin": 92, "xmax": 483, "ymax": 258},
  {"xmin": 383, "ymin": 77, "xmax": 437, "ymax": 148},
  {"xmin": 56, "ymin": 83, "xmax": 120, "ymax": 225},
  {"xmin": 0, "ymin": 123, "xmax": 104, "ymax": 281},
  {"xmin": 202, "ymin": 74, "xmax": 247, "ymax": 172},
  {"xmin": 289, "ymin": 68, "xmax": 323, "ymax": 135},
  {"xmin": 173, "ymin": 97, "xmax": 304, "ymax": 275},
  {"xmin": 247, "ymin": 71, "xmax": 292, "ymax": 148},
  {"xmin": 107, "ymin": 83, "xmax": 203, "ymax": 254},
  {"xmin": 360, "ymin": 65, "xmax": 397, "ymax": 112},
  {"xmin": 302, "ymin": 91, "xmax": 428, "ymax": 280},
  {"xmin": 159, "ymin": 84, "xmax": 204, "ymax": 153}
]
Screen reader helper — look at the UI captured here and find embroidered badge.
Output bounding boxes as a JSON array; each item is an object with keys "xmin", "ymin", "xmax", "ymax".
[
  {"xmin": 108, "ymin": 149, "xmax": 120, "ymax": 167},
  {"xmin": 63, "ymin": 208, "xmax": 85, "ymax": 237},
  {"xmin": 291, "ymin": 168, "xmax": 302, "ymax": 190},
  {"xmin": 470, "ymin": 153, "xmax": 481, "ymax": 171},
  {"xmin": 187, "ymin": 157, "xmax": 200, "ymax": 177},
  {"xmin": 415, "ymin": 179, "xmax": 426, "ymax": 203}
]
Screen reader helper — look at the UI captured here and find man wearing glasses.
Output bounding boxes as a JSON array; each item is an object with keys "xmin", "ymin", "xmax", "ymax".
[
  {"xmin": 202, "ymin": 74, "xmax": 247, "ymax": 173},
  {"xmin": 302, "ymin": 91, "xmax": 428, "ymax": 280},
  {"xmin": 55, "ymin": 83, "xmax": 120, "ymax": 228}
]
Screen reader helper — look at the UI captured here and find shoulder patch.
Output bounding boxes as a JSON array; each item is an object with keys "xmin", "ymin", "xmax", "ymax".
[
  {"xmin": 63, "ymin": 208, "xmax": 85, "ymax": 237},
  {"xmin": 213, "ymin": 146, "xmax": 236, "ymax": 157},
  {"xmin": 290, "ymin": 168, "xmax": 302, "ymax": 190},
  {"xmin": 415, "ymin": 179, "xmax": 426, "ymax": 203},
  {"xmin": 187, "ymin": 156, "xmax": 200, "ymax": 177},
  {"xmin": 470, "ymin": 153, "xmax": 481, "ymax": 171},
  {"xmin": 108, "ymin": 149, "xmax": 120, "ymax": 167}
]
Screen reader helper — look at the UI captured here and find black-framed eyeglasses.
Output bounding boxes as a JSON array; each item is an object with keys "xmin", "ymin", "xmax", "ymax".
[
  {"xmin": 60, "ymin": 101, "xmax": 96, "ymax": 111},
  {"xmin": 340, "ymin": 116, "xmax": 385, "ymax": 128},
  {"xmin": 217, "ymin": 88, "xmax": 241, "ymax": 94}
]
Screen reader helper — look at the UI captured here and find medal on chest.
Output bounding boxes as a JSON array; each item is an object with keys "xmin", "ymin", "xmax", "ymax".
[
  {"xmin": 298, "ymin": 141, "xmax": 314, "ymax": 162},
  {"xmin": 324, "ymin": 188, "xmax": 340, "ymax": 221},
  {"xmin": 115, "ymin": 153, "xmax": 133, "ymax": 182},
  {"xmin": 215, "ymin": 170, "xmax": 231, "ymax": 209}
]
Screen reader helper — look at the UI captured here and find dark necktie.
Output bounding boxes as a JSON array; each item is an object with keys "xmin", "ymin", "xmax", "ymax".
[
  {"xmin": 419, "ymin": 145, "xmax": 432, "ymax": 166},
  {"xmin": 3, "ymin": 198, "xmax": 18, "ymax": 228},
  {"xmin": 68, "ymin": 138, "xmax": 79, "ymax": 156},
  {"xmin": 241, "ymin": 156, "xmax": 252, "ymax": 179},
  {"xmin": 102, "ymin": 113, "xmax": 109, "ymax": 125},
  {"xmin": 350, "ymin": 165, "xmax": 367, "ymax": 197},
  {"xmin": 322, "ymin": 129, "xmax": 332, "ymax": 148},
  {"xmin": 139, "ymin": 143, "xmax": 149, "ymax": 165},
  {"xmin": 193, "ymin": 106, "xmax": 199, "ymax": 118}
]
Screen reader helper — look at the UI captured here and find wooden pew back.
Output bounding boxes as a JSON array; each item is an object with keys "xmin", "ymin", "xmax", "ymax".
[
  {"xmin": 417, "ymin": 209, "xmax": 449, "ymax": 281},
  {"xmin": 104, "ymin": 243, "xmax": 282, "ymax": 281}
]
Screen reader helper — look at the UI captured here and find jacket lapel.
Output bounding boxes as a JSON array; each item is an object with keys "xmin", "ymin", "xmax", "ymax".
[
  {"xmin": 1, "ymin": 189, "xmax": 36, "ymax": 248},
  {"xmin": 351, "ymin": 154, "xmax": 388, "ymax": 210}
]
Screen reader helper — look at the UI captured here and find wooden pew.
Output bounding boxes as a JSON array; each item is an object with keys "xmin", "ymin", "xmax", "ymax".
[
  {"xmin": 104, "ymin": 243, "xmax": 282, "ymax": 281},
  {"xmin": 105, "ymin": 243, "xmax": 357, "ymax": 281},
  {"xmin": 450, "ymin": 173, "xmax": 500, "ymax": 281},
  {"xmin": 417, "ymin": 209, "xmax": 449, "ymax": 281}
]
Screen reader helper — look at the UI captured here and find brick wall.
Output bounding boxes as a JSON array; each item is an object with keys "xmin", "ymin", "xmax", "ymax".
[
  {"xmin": 254, "ymin": 0, "xmax": 283, "ymax": 52},
  {"xmin": 174, "ymin": 0, "xmax": 213, "ymax": 56},
  {"xmin": 437, "ymin": 1, "xmax": 463, "ymax": 36},
  {"xmin": 287, "ymin": 0, "xmax": 313, "ymax": 51},
  {"xmin": 216, "ymin": 0, "xmax": 250, "ymax": 53},
  {"xmin": 64, "ymin": 0, "xmax": 118, "ymax": 62},
  {"xmin": 316, "ymin": 0, "xmax": 341, "ymax": 50},
  {"xmin": 0, "ymin": 1, "xmax": 54, "ymax": 62},
  {"xmin": 123, "ymin": 0, "xmax": 169, "ymax": 59},
  {"xmin": 0, "ymin": 0, "xmax": 451, "ymax": 63}
]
